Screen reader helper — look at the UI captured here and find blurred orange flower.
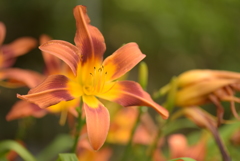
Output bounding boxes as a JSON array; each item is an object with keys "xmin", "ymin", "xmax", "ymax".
[
  {"xmin": 161, "ymin": 69, "xmax": 240, "ymax": 124},
  {"xmin": 168, "ymin": 134, "xmax": 206, "ymax": 161},
  {"xmin": 154, "ymin": 133, "xmax": 206, "ymax": 161},
  {"xmin": 0, "ymin": 22, "xmax": 37, "ymax": 69},
  {"xmin": 7, "ymin": 35, "xmax": 79, "ymax": 123},
  {"xmin": 0, "ymin": 22, "xmax": 39, "ymax": 88},
  {"xmin": 77, "ymin": 135, "xmax": 112, "ymax": 161},
  {"xmin": 107, "ymin": 106, "xmax": 157, "ymax": 145}
]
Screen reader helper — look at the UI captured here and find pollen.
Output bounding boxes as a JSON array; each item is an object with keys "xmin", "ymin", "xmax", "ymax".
[{"xmin": 83, "ymin": 66, "xmax": 107, "ymax": 96}]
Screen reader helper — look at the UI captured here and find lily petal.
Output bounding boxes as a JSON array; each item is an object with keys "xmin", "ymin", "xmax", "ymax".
[
  {"xmin": 40, "ymin": 34, "xmax": 62, "ymax": 75},
  {"xmin": 17, "ymin": 75, "xmax": 74, "ymax": 108},
  {"xmin": 73, "ymin": 5, "xmax": 106, "ymax": 66},
  {"xmin": 1, "ymin": 37, "xmax": 37, "ymax": 57},
  {"xmin": 98, "ymin": 80, "xmax": 169, "ymax": 119},
  {"xmin": 0, "ymin": 68, "xmax": 44, "ymax": 88},
  {"xmin": 6, "ymin": 100, "xmax": 46, "ymax": 121},
  {"xmin": 39, "ymin": 40, "xmax": 80, "ymax": 76},
  {"xmin": 83, "ymin": 97, "xmax": 110, "ymax": 150},
  {"xmin": 103, "ymin": 43, "xmax": 145, "ymax": 81},
  {"xmin": 0, "ymin": 22, "xmax": 6, "ymax": 45}
]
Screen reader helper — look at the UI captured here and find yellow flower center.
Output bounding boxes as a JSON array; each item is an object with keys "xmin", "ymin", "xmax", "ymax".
[{"xmin": 83, "ymin": 66, "xmax": 107, "ymax": 96}]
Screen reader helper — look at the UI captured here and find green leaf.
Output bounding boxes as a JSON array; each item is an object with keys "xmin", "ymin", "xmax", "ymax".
[
  {"xmin": 167, "ymin": 157, "xmax": 196, "ymax": 161},
  {"xmin": 163, "ymin": 118, "xmax": 197, "ymax": 136},
  {"xmin": 36, "ymin": 134, "xmax": 73, "ymax": 161},
  {"xmin": 0, "ymin": 140, "xmax": 36, "ymax": 161},
  {"xmin": 56, "ymin": 153, "xmax": 78, "ymax": 161},
  {"xmin": 0, "ymin": 156, "xmax": 8, "ymax": 161}
]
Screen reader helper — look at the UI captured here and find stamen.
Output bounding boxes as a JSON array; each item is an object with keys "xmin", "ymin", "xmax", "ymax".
[
  {"xmin": 85, "ymin": 66, "xmax": 108, "ymax": 95},
  {"xmin": 225, "ymin": 86, "xmax": 240, "ymax": 120},
  {"xmin": 100, "ymin": 71, "xmax": 107, "ymax": 92}
]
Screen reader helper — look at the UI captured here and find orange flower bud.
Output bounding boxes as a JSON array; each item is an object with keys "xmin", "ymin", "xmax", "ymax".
[{"xmin": 161, "ymin": 69, "xmax": 240, "ymax": 125}]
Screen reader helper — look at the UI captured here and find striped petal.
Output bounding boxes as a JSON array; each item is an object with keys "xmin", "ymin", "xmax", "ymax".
[
  {"xmin": 1, "ymin": 37, "xmax": 37, "ymax": 57},
  {"xmin": 6, "ymin": 100, "xmax": 46, "ymax": 121},
  {"xmin": 0, "ymin": 68, "xmax": 44, "ymax": 88},
  {"xmin": 83, "ymin": 96, "xmax": 110, "ymax": 150},
  {"xmin": 17, "ymin": 75, "xmax": 74, "ymax": 108},
  {"xmin": 73, "ymin": 5, "xmax": 106, "ymax": 67},
  {"xmin": 103, "ymin": 43, "xmax": 145, "ymax": 81},
  {"xmin": 0, "ymin": 22, "xmax": 6, "ymax": 45},
  {"xmin": 98, "ymin": 81, "xmax": 169, "ymax": 119},
  {"xmin": 39, "ymin": 40, "xmax": 80, "ymax": 76},
  {"xmin": 40, "ymin": 34, "xmax": 62, "ymax": 75}
]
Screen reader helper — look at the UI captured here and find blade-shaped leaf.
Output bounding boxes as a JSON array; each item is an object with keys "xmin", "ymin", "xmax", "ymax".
[
  {"xmin": 0, "ymin": 140, "xmax": 36, "ymax": 161},
  {"xmin": 37, "ymin": 134, "xmax": 73, "ymax": 161}
]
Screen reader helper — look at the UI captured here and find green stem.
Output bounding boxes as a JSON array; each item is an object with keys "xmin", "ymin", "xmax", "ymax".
[
  {"xmin": 72, "ymin": 102, "xmax": 84, "ymax": 153},
  {"xmin": 16, "ymin": 117, "xmax": 34, "ymax": 140},
  {"xmin": 147, "ymin": 115, "xmax": 172, "ymax": 161},
  {"xmin": 120, "ymin": 106, "xmax": 144, "ymax": 161},
  {"xmin": 147, "ymin": 128, "xmax": 161, "ymax": 160}
]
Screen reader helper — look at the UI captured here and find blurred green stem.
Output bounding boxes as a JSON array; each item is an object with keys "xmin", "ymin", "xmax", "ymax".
[
  {"xmin": 16, "ymin": 117, "xmax": 34, "ymax": 140},
  {"xmin": 147, "ymin": 116, "xmax": 166, "ymax": 161},
  {"xmin": 208, "ymin": 126, "xmax": 231, "ymax": 161},
  {"xmin": 72, "ymin": 101, "xmax": 84, "ymax": 153},
  {"xmin": 120, "ymin": 106, "xmax": 144, "ymax": 161}
]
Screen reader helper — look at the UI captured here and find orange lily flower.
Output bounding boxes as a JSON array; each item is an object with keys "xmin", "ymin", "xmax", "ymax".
[{"xmin": 17, "ymin": 5, "xmax": 169, "ymax": 150}]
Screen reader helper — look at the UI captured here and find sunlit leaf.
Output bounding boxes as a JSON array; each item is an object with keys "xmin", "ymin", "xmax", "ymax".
[
  {"xmin": 167, "ymin": 157, "xmax": 196, "ymax": 161},
  {"xmin": 165, "ymin": 76, "xmax": 178, "ymax": 112},
  {"xmin": 0, "ymin": 140, "xmax": 36, "ymax": 161},
  {"xmin": 56, "ymin": 153, "xmax": 78, "ymax": 161}
]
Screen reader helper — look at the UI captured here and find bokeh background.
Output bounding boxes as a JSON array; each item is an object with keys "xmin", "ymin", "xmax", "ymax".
[{"xmin": 1, "ymin": 0, "xmax": 240, "ymax": 154}]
